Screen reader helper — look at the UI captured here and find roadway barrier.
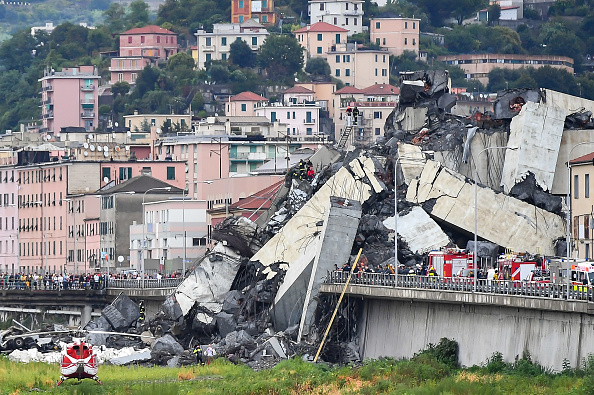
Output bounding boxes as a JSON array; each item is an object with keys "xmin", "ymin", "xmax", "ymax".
[
  {"xmin": 0, "ymin": 278, "xmax": 183, "ymax": 290},
  {"xmin": 325, "ymin": 271, "xmax": 593, "ymax": 301},
  {"xmin": 108, "ymin": 278, "xmax": 183, "ymax": 289}
]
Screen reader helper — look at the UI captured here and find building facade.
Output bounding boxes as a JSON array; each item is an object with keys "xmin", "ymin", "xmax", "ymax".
[
  {"xmin": 326, "ymin": 43, "xmax": 390, "ymax": 87},
  {"xmin": 308, "ymin": 0, "xmax": 364, "ymax": 36},
  {"xmin": 226, "ymin": 91, "xmax": 268, "ymax": 116},
  {"xmin": 294, "ymin": 22, "xmax": 348, "ymax": 61},
  {"xmin": 194, "ymin": 20, "xmax": 269, "ymax": 69},
  {"xmin": 570, "ymin": 152, "xmax": 594, "ymax": 260},
  {"xmin": 0, "ymin": 166, "xmax": 18, "ymax": 274},
  {"xmin": 437, "ymin": 54, "xmax": 574, "ymax": 85},
  {"xmin": 370, "ymin": 17, "xmax": 420, "ymax": 57},
  {"xmin": 39, "ymin": 66, "xmax": 101, "ymax": 135},
  {"xmin": 231, "ymin": 0, "xmax": 276, "ymax": 24}
]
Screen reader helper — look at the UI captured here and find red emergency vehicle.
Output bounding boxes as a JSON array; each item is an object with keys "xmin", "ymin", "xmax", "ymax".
[
  {"xmin": 497, "ymin": 253, "xmax": 543, "ymax": 282},
  {"xmin": 427, "ymin": 248, "xmax": 474, "ymax": 277}
]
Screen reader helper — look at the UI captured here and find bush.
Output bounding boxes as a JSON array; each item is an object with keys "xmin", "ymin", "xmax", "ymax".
[{"xmin": 414, "ymin": 338, "xmax": 459, "ymax": 369}]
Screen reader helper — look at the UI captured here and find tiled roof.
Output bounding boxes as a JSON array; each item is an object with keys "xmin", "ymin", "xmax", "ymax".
[
  {"xmin": 294, "ymin": 22, "xmax": 349, "ymax": 33},
  {"xmin": 570, "ymin": 152, "xmax": 594, "ymax": 165},
  {"xmin": 334, "ymin": 86, "xmax": 363, "ymax": 95},
  {"xmin": 230, "ymin": 91, "xmax": 267, "ymax": 101},
  {"xmin": 284, "ymin": 86, "xmax": 314, "ymax": 94},
  {"xmin": 121, "ymin": 25, "xmax": 176, "ymax": 35},
  {"xmin": 360, "ymin": 83, "xmax": 400, "ymax": 95}
]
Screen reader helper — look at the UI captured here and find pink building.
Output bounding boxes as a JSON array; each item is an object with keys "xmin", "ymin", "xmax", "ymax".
[
  {"xmin": 65, "ymin": 194, "xmax": 100, "ymax": 274},
  {"xmin": 109, "ymin": 57, "xmax": 152, "ymax": 84},
  {"xmin": 370, "ymin": 17, "xmax": 420, "ymax": 57},
  {"xmin": 0, "ymin": 166, "xmax": 18, "ymax": 274},
  {"xmin": 111, "ymin": 25, "xmax": 178, "ymax": 84},
  {"xmin": 39, "ymin": 66, "xmax": 101, "ymax": 135},
  {"xmin": 99, "ymin": 161, "xmax": 186, "ymax": 190},
  {"xmin": 226, "ymin": 91, "xmax": 268, "ymax": 116},
  {"xmin": 294, "ymin": 22, "xmax": 348, "ymax": 61}
]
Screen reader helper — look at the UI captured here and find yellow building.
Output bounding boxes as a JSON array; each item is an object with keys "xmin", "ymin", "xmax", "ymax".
[{"xmin": 569, "ymin": 152, "xmax": 594, "ymax": 260}]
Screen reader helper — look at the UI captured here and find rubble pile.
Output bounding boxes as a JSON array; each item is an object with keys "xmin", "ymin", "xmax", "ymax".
[{"xmin": 12, "ymin": 71, "xmax": 586, "ymax": 370}]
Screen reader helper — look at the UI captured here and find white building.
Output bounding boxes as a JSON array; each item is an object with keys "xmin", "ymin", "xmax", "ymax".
[
  {"xmin": 194, "ymin": 19, "xmax": 269, "ymax": 69},
  {"xmin": 308, "ymin": 0, "xmax": 364, "ymax": 36}
]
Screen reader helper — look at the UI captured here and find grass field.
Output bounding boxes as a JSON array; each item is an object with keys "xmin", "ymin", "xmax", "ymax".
[{"xmin": 1, "ymin": 342, "xmax": 592, "ymax": 394}]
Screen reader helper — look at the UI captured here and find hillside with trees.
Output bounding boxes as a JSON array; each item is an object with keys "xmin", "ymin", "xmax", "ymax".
[{"xmin": 0, "ymin": 0, "xmax": 594, "ymax": 132}]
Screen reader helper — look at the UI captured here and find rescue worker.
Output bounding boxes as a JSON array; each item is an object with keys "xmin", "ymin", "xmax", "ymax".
[
  {"xmin": 193, "ymin": 344, "xmax": 203, "ymax": 365},
  {"xmin": 345, "ymin": 106, "xmax": 353, "ymax": 126},
  {"xmin": 307, "ymin": 166, "xmax": 315, "ymax": 181},
  {"xmin": 352, "ymin": 106, "xmax": 360, "ymax": 125},
  {"xmin": 206, "ymin": 344, "xmax": 215, "ymax": 364},
  {"xmin": 298, "ymin": 159, "xmax": 307, "ymax": 180},
  {"xmin": 139, "ymin": 300, "xmax": 146, "ymax": 323},
  {"xmin": 428, "ymin": 266, "xmax": 436, "ymax": 276}
]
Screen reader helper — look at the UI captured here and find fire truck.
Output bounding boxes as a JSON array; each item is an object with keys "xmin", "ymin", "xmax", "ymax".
[
  {"xmin": 497, "ymin": 252, "xmax": 543, "ymax": 282},
  {"xmin": 426, "ymin": 248, "xmax": 474, "ymax": 277}
]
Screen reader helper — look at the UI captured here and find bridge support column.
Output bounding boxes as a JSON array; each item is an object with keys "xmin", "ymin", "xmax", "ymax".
[{"xmin": 81, "ymin": 304, "xmax": 92, "ymax": 327}]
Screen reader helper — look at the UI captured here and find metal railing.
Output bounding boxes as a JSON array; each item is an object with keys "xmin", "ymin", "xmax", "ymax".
[
  {"xmin": 325, "ymin": 271, "xmax": 594, "ymax": 301},
  {"xmin": 0, "ymin": 277, "xmax": 183, "ymax": 291},
  {"xmin": 108, "ymin": 278, "xmax": 183, "ymax": 289}
]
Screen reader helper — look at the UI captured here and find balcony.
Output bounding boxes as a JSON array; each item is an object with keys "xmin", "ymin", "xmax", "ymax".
[
  {"xmin": 201, "ymin": 44, "xmax": 215, "ymax": 52},
  {"xmin": 229, "ymin": 152, "xmax": 267, "ymax": 161},
  {"xmin": 42, "ymin": 99, "xmax": 52, "ymax": 105},
  {"xmin": 81, "ymin": 85, "xmax": 95, "ymax": 92},
  {"xmin": 81, "ymin": 112, "xmax": 95, "ymax": 118},
  {"xmin": 43, "ymin": 85, "xmax": 53, "ymax": 91},
  {"xmin": 43, "ymin": 111, "xmax": 54, "ymax": 119},
  {"xmin": 303, "ymin": 118, "xmax": 316, "ymax": 125}
]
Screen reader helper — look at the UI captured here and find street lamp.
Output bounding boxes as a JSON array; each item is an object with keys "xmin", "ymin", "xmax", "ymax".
[
  {"xmin": 566, "ymin": 142, "xmax": 594, "ymax": 298},
  {"xmin": 474, "ymin": 145, "xmax": 518, "ymax": 292},
  {"xmin": 142, "ymin": 186, "xmax": 172, "ymax": 287}
]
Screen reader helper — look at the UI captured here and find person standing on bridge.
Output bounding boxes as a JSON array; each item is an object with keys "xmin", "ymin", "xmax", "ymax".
[{"xmin": 487, "ymin": 266, "xmax": 496, "ymax": 286}]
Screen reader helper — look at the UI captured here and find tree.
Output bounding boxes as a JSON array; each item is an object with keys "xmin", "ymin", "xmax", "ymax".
[
  {"xmin": 111, "ymin": 81, "xmax": 131, "ymax": 97},
  {"xmin": 487, "ymin": 4, "xmax": 501, "ymax": 25},
  {"xmin": 133, "ymin": 65, "xmax": 161, "ymax": 98},
  {"xmin": 417, "ymin": 0, "xmax": 488, "ymax": 26},
  {"xmin": 103, "ymin": 3, "xmax": 127, "ymax": 34},
  {"xmin": 209, "ymin": 64, "xmax": 230, "ymax": 83},
  {"xmin": 229, "ymin": 39, "xmax": 257, "ymax": 68},
  {"xmin": 126, "ymin": 0, "xmax": 150, "ymax": 28},
  {"xmin": 258, "ymin": 34, "xmax": 304, "ymax": 83},
  {"xmin": 305, "ymin": 57, "xmax": 331, "ymax": 77},
  {"xmin": 0, "ymin": 29, "xmax": 40, "ymax": 72}
]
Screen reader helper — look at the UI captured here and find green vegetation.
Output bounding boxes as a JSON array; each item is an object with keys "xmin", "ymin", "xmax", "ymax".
[{"xmin": 2, "ymin": 339, "xmax": 594, "ymax": 394}]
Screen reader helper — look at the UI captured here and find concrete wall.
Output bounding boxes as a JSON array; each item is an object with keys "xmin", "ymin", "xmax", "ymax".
[{"xmin": 359, "ymin": 297, "xmax": 594, "ymax": 371}]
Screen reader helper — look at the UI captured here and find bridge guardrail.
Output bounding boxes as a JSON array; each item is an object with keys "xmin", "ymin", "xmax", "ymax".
[
  {"xmin": 108, "ymin": 278, "xmax": 183, "ymax": 289},
  {"xmin": 325, "ymin": 271, "xmax": 594, "ymax": 301}
]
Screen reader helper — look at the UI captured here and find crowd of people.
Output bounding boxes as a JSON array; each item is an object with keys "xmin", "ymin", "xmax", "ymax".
[
  {"xmin": 0, "ymin": 270, "xmax": 183, "ymax": 290},
  {"xmin": 291, "ymin": 159, "xmax": 315, "ymax": 182},
  {"xmin": 334, "ymin": 257, "xmax": 438, "ymax": 277}
]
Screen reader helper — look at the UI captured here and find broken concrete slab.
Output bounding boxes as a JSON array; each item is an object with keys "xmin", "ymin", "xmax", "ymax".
[
  {"xmin": 397, "ymin": 144, "xmax": 426, "ymax": 185},
  {"xmin": 501, "ymin": 101, "xmax": 566, "ymax": 193},
  {"xmin": 407, "ymin": 160, "xmax": 565, "ymax": 255},
  {"xmin": 173, "ymin": 243, "xmax": 242, "ymax": 318},
  {"xmin": 215, "ymin": 312, "xmax": 237, "ymax": 338},
  {"xmin": 466, "ymin": 241, "xmax": 499, "ymax": 259},
  {"xmin": 297, "ymin": 197, "xmax": 362, "ymax": 341},
  {"xmin": 383, "ymin": 206, "xmax": 450, "ymax": 254},
  {"xmin": 251, "ymin": 155, "xmax": 383, "ymax": 270},
  {"xmin": 110, "ymin": 349, "xmax": 152, "ymax": 366},
  {"xmin": 151, "ymin": 334, "xmax": 184, "ymax": 356}
]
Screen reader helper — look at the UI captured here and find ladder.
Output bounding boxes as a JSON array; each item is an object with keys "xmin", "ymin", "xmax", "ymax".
[{"xmin": 337, "ymin": 125, "xmax": 353, "ymax": 149}]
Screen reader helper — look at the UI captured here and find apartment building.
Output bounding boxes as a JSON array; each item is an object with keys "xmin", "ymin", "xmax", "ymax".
[
  {"xmin": 226, "ymin": 91, "xmax": 268, "ymax": 116},
  {"xmin": 294, "ymin": 82, "xmax": 337, "ymax": 117},
  {"xmin": 370, "ymin": 17, "xmax": 420, "ymax": 57},
  {"xmin": 294, "ymin": 22, "xmax": 348, "ymax": 61},
  {"xmin": 569, "ymin": 152, "xmax": 594, "ymax": 260},
  {"xmin": 308, "ymin": 0, "xmax": 364, "ymax": 36},
  {"xmin": 194, "ymin": 20, "xmax": 269, "ymax": 69},
  {"xmin": 0, "ymin": 166, "xmax": 18, "ymax": 274},
  {"xmin": 333, "ymin": 83, "xmax": 399, "ymax": 145},
  {"xmin": 437, "ymin": 54, "xmax": 574, "ymax": 85},
  {"xmin": 110, "ymin": 25, "xmax": 178, "ymax": 84},
  {"xmin": 326, "ymin": 43, "xmax": 390, "ymax": 87},
  {"xmin": 231, "ymin": 0, "xmax": 276, "ymax": 24},
  {"xmin": 39, "ymin": 66, "xmax": 101, "ymax": 135}
]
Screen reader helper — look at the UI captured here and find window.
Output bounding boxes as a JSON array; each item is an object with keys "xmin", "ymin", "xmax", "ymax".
[
  {"xmin": 157, "ymin": 36, "xmax": 160, "ymax": 43},
  {"xmin": 287, "ymin": 111, "xmax": 290, "ymax": 119},
  {"xmin": 292, "ymin": 111, "xmax": 296, "ymax": 119},
  {"xmin": 375, "ymin": 68, "xmax": 378, "ymax": 76},
  {"xmin": 336, "ymin": 34, "xmax": 341, "ymax": 44},
  {"xmin": 252, "ymin": 37, "xmax": 257, "ymax": 46},
  {"xmin": 575, "ymin": 174, "xmax": 580, "ymax": 199},
  {"xmin": 306, "ymin": 128, "xmax": 312, "ymax": 135},
  {"xmin": 405, "ymin": 38, "xmax": 408, "ymax": 45},
  {"xmin": 317, "ymin": 47, "xmax": 322, "ymax": 54},
  {"xmin": 375, "ymin": 54, "xmax": 378, "ymax": 62},
  {"xmin": 262, "ymin": 0, "xmax": 267, "ymax": 8},
  {"xmin": 586, "ymin": 174, "xmax": 590, "ymax": 198},
  {"xmin": 167, "ymin": 167, "xmax": 175, "ymax": 180},
  {"xmin": 206, "ymin": 37, "xmax": 211, "ymax": 46},
  {"xmin": 119, "ymin": 167, "xmax": 132, "ymax": 180},
  {"xmin": 375, "ymin": 128, "xmax": 381, "ymax": 135},
  {"xmin": 262, "ymin": 15, "xmax": 267, "ymax": 22},
  {"xmin": 271, "ymin": 111, "xmax": 276, "ymax": 122},
  {"xmin": 141, "ymin": 35, "xmax": 145, "ymax": 43},
  {"xmin": 335, "ymin": 69, "xmax": 340, "ymax": 77},
  {"xmin": 102, "ymin": 167, "xmax": 110, "ymax": 182},
  {"xmin": 345, "ymin": 18, "xmax": 349, "ymax": 25},
  {"xmin": 334, "ymin": 17, "xmax": 337, "ymax": 24},
  {"xmin": 376, "ymin": 22, "xmax": 380, "ymax": 29},
  {"xmin": 376, "ymin": 38, "xmax": 380, "ymax": 45},
  {"xmin": 317, "ymin": 33, "xmax": 323, "ymax": 41},
  {"xmin": 131, "ymin": 73, "xmax": 137, "ymax": 83},
  {"xmin": 241, "ymin": 103, "xmax": 247, "ymax": 111},
  {"xmin": 383, "ymin": 38, "xmax": 386, "ymax": 45},
  {"xmin": 206, "ymin": 53, "xmax": 211, "ymax": 62},
  {"xmin": 239, "ymin": 15, "xmax": 244, "ymax": 22},
  {"xmin": 405, "ymin": 22, "xmax": 408, "ymax": 29},
  {"xmin": 413, "ymin": 38, "xmax": 416, "ymax": 45},
  {"xmin": 345, "ymin": 69, "xmax": 350, "ymax": 76},
  {"xmin": 306, "ymin": 111, "xmax": 312, "ymax": 123},
  {"xmin": 374, "ymin": 111, "xmax": 383, "ymax": 119},
  {"xmin": 222, "ymin": 53, "xmax": 227, "ymax": 61},
  {"xmin": 320, "ymin": 3, "xmax": 324, "ymax": 10},
  {"xmin": 239, "ymin": 0, "xmax": 243, "ymax": 7},
  {"xmin": 354, "ymin": 18, "xmax": 357, "ymax": 26},
  {"xmin": 128, "ymin": 36, "xmax": 132, "ymax": 44},
  {"xmin": 336, "ymin": 55, "xmax": 340, "ymax": 63},
  {"xmin": 222, "ymin": 37, "xmax": 227, "ymax": 46},
  {"xmin": 193, "ymin": 237, "xmax": 207, "ymax": 246},
  {"xmin": 413, "ymin": 22, "xmax": 416, "ymax": 29},
  {"xmin": 382, "ymin": 69, "xmax": 387, "ymax": 76}
]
